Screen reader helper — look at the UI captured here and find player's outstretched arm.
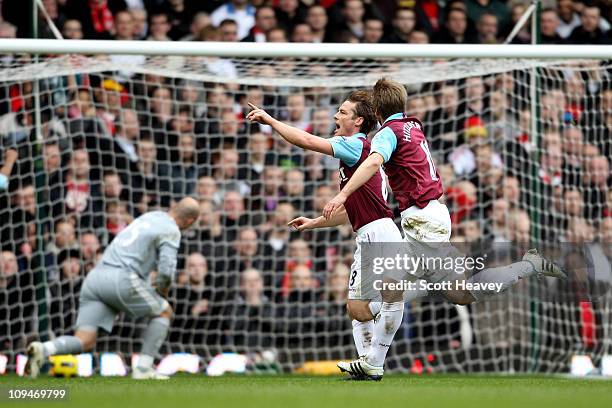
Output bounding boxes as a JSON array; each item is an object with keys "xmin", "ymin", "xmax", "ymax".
[
  {"xmin": 322, "ymin": 153, "xmax": 384, "ymax": 219},
  {"xmin": 247, "ymin": 102, "xmax": 333, "ymax": 156},
  {"xmin": 288, "ymin": 205, "xmax": 349, "ymax": 231}
]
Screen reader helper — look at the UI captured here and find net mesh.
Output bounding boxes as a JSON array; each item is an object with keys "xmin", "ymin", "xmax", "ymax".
[{"xmin": 0, "ymin": 53, "xmax": 610, "ymax": 373}]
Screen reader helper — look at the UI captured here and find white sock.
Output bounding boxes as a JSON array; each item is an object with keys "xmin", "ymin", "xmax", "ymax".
[
  {"xmin": 366, "ymin": 301, "xmax": 404, "ymax": 367},
  {"xmin": 42, "ymin": 336, "xmax": 83, "ymax": 358},
  {"xmin": 468, "ymin": 261, "xmax": 536, "ymax": 301},
  {"xmin": 352, "ymin": 319, "xmax": 374, "ymax": 357}
]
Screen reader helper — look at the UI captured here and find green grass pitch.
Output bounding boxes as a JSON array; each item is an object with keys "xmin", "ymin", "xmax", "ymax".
[{"xmin": 3, "ymin": 374, "xmax": 612, "ymax": 408}]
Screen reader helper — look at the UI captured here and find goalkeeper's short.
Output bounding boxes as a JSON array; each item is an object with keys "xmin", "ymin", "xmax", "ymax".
[{"xmin": 76, "ymin": 264, "xmax": 169, "ymax": 332}]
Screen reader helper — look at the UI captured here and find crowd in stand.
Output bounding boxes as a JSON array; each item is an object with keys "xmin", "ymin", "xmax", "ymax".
[
  {"xmin": 0, "ymin": 0, "xmax": 610, "ymax": 363},
  {"xmin": 0, "ymin": 0, "xmax": 610, "ymax": 44}
]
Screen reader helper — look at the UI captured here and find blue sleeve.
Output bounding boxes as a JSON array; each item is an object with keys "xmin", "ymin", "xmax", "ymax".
[
  {"xmin": 0, "ymin": 174, "xmax": 7, "ymax": 190},
  {"xmin": 370, "ymin": 128, "xmax": 397, "ymax": 163},
  {"xmin": 328, "ymin": 136, "xmax": 364, "ymax": 167}
]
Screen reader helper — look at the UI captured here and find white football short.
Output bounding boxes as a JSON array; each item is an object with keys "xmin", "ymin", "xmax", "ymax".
[
  {"xmin": 397, "ymin": 199, "xmax": 460, "ymax": 283},
  {"xmin": 348, "ymin": 217, "xmax": 403, "ymax": 300}
]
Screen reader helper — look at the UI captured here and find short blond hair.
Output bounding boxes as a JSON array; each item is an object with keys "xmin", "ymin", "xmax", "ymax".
[{"xmin": 372, "ymin": 78, "xmax": 408, "ymax": 121}]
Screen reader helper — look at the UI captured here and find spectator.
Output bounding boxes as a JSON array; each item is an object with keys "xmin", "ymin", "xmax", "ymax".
[
  {"xmin": 362, "ymin": 17, "xmax": 384, "ymax": 43},
  {"xmin": 557, "ymin": 0, "xmax": 610, "ymax": 39},
  {"xmin": 561, "ymin": 126, "xmax": 584, "ymax": 187},
  {"xmin": 465, "ymin": 0, "xmax": 510, "ymax": 36},
  {"xmin": 64, "ymin": 0, "xmax": 128, "ymax": 39},
  {"xmin": 212, "ymin": 148, "xmax": 250, "ymax": 198},
  {"xmin": 62, "ymin": 19, "xmax": 84, "ymax": 39},
  {"xmin": 459, "ymin": 218, "xmax": 483, "ymax": 243},
  {"xmin": 508, "ymin": 2, "xmax": 531, "ymax": 43},
  {"xmin": 131, "ymin": 136, "xmax": 171, "ymax": 213},
  {"xmin": 283, "ymin": 168, "xmax": 311, "ymax": 214},
  {"xmin": 171, "ymin": 134, "xmax": 200, "ymax": 199},
  {"xmin": 196, "ymin": 176, "xmax": 221, "ymax": 206},
  {"xmin": 563, "ymin": 217, "xmax": 595, "ymax": 242},
  {"xmin": 112, "ymin": 109, "xmax": 140, "ymax": 178},
  {"xmin": 486, "ymin": 198, "xmax": 511, "ymax": 241},
  {"xmin": 539, "ymin": 144, "xmax": 563, "ymax": 188},
  {"xmin": 79, "ymin": 232, "xmax": 100, "ymax": 273},
  {"xmin": 46, "ymin": 219, "xmax": 79, "ymax": 281},
  {"xmin": 386, "ymin": 8, "xmax": 416, "ymax": 43},
  {"xmin": 180, "ymin": 12, "xmax": 210, "ymax": 41},
  {"xmin": 104, "ymin": 201, "xmax": 133, "ymax": 240},
  {"xmin": 426, "ymin": 83, "xmax": 464, "ymax": 156},
  {"xmin": 184, "ymin": 252, "xmax": 209, "ymax": 291},
  {"xmin": 476, "ymin": 12, "xmax": 499, "ymax": 44},
  {"xmin": 285, "ymin": 92, "xmax": 311, "ymax": 132},
  {"xmin": 227, "ymin": 267, "xmax": 273, "ymax": 348},
  {"xmin": 147, "ymin": 12, "xmax": 172, "ymax": 41},
  {"xmin": 541, "ymin": 8, "xmax": 564, "ymax": 44},
  {"xmin": 340, "ymin": 0, "xmax": 365, "ymax": 39},
  {"xmin": 569, "ymin": 4, "xmax": 610, "ymax": 44},
  {"xmin": 433, "ymin": 8, "xmax": 473, "ymax": 43},
  {"xmin": 219, "ymin": 19, "xmax": 240, "ymax": 42},
  {"xmin": 306, "ymin": 5, "xmax": 329, "ymax": 43},
  {"xmin": 238, "ymin": 268, "xmax": 268, "ymax": 305},
  {"xmin": 486, "ymin": 90, "xmax": 520, "ymax": 142},
  {"xmin": 275, "ymin": 0, "xmax": 307, "ymax": 32},
  {"xmin": 409, "ymin": 30, "xmax": 430, "ymax": 43},
  {"xmin": 507, "ymin": 209, "xmax": 531, "ymax": 243},
  {"xmin": 57, "ymin": 248, "xmax": 82, "ymax": 281},
  {"xmin": 243, "ymin": 6, "xmax": 276, "ymax": 42},
  {"xmin": 113, "ymin": 10, "xmax": 135, "ymax": 40},
  {"xmin": 187, "ymin": 199, "xmax": 222, "ymax": 257},
  {"xmin": 243, "ymin": 132, "xmax": 267, "ymax": 208},
  {"xmin": 0, "ymin": 18, "xmax": 18, "ymax": 40},
  {"xmin": 130, "ymin": 7, "xmax": 148, "ymax": 39},
  {"xmin": 0, "ymin": 250, "xmax": 18, "ymax": 289},
  {"xmin": 221, "ymin": 190, "xmax": 248, "ymax": 238},
  {"xmin": 210, "ymin": 0, "xmax": 255, "ymax": 40},
  {"xmin": 162, "ymin": 0, "xmax": 192, "ymax": 40},
  {"xmin": 563, "ymin": 187, "xmax": 585, "ymax": 220},
  {"xmin": 102, "ymin": 170, "xmax": 128, "ymax": 204},
  {"xmin": 263, "ymin": 202, "xmax": 295, "ymax": 271},
  {"xmin": 291, "ymin": 23, "xmax": 313, "ymax": 43},
  {"xmin": 260, "ymin": 165, "xmax": 284, "ymax": 212},
  {"xmin": 582, "ymin": 155, "xmax": 609, "ymax": 220},
  {"xmin": 266, "ymin": 27, "xmax": 288, "ymax": 42},
  {"xmin": 58, "ymin": 149, "xmax": 103, "ymax": 229}
]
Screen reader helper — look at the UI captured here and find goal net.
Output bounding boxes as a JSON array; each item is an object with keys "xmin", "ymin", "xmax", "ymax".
[{"xmin": 0, "ymin": 50, "xmax": 610, "ymax": 374}]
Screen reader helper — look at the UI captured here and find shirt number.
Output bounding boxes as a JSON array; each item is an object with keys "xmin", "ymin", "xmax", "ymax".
[{"xmin": 420, "ymin": 141, "xmax": 439, "ymax": 181}]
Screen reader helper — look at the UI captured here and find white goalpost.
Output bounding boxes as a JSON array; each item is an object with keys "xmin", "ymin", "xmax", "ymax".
[{"xmin": 0, "ymin": 39, "xmax": 610, "ymax": 374}]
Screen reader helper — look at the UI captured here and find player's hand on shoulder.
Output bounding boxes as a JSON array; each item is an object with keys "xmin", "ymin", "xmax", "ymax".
[
  {"xmin": 288, "ymin": 217, "xmax": 314, "ymax": 231},
  {"xmin": 246, "ymin": 102, "xmax": 273, "ymax": 125}
]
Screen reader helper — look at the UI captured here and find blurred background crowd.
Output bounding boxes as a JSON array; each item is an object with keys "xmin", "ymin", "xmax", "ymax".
[
  {"xmin": 0, "ymin": 0, "xmax": 610, "ymax": 369},
  {"xmin": 0, "ymin": 0, "xmax": 610, "ymax": 44}
]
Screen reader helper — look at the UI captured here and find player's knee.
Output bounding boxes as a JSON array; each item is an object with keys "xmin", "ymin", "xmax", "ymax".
[{"xmin": 347, "ymin": 301, "xmax": 373, "ymax": 322}]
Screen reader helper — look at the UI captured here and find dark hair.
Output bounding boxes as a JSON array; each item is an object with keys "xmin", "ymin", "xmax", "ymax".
[
  {"xmin": 219, "ymin": 19, "xmax": 238, "ymax": 28},
  {"xmin": 345, "ymin": 90, "xmax": 376, "ymax": 135},
  {"xmin": 372, "ymin": 78, "xmax": 408, "ymax": 121}
]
